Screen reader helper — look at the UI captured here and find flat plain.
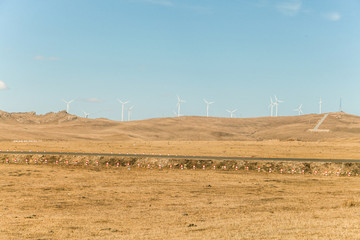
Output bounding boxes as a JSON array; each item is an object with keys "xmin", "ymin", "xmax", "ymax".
[
  {"xmin": 2, "ymin": 139, "xmax": 360, "ymax": 160},
  {"xmin": 1, "ymin": 164, "xmax": 359, "ymax": 239}
]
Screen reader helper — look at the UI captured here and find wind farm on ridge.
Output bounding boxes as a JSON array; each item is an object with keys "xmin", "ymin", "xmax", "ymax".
[{"xmin": 62, "ymin": 94, "xmax": 328, "ymax": 122}]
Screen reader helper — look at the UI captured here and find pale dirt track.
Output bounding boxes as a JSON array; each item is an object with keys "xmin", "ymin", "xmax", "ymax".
[{"xmin": 1, "ymin": 164, "xmax": 359, "ymax": 239}]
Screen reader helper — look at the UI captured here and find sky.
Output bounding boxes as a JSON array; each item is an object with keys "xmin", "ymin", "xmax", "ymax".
[{"xmin": 0, "ymin": 0, "xmax": 359, "ymax": 121}]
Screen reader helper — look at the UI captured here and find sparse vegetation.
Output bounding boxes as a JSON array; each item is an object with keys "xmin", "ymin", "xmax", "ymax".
[
  {"xmin": 0, "ymin": 164, "xmax": 359, "ymax": 239},
  {"xmin": 1, "ymin": 111, "xmax": 360, "ymax": 239}
]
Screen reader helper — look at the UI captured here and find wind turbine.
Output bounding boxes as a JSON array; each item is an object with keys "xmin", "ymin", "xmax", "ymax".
[
  {"xmin": 63, "ymin": 99, "xmax": 74, "ymax": 113},
  {"xmin": 293, "ymin": 104, "xmax": 303, "ymax": 115},
  {"xmin": 127, "ymin": 106, "xmax": 134, "ymax": 121},
  {"xmin": 83, "ymin": 111, "xmax": 90, "ymax": 118},
  {"xmin": 176, "ymin": 96, "xmax": 185, "ymax": 117},
  {"xmin": 226, "ymin": 109, "xmax": 237, "ymax": 118},
  {"xmin": 274, "ymin": 95, "xmax": 283, "ymax": 117},
  {"xmin": 203, "ymin": 99, "xmax": 214, "ymax": 117},
  {"xmin": 268, "ymin": 97, "xmax": 275, "ymax": 117},
  {"xmin": 117, "ymin": 99, "xmax": 129, "ymax": 121},
  {"xmin": 339, "ymin": 97, "xmax": 342, "ymax": 112},
  {"xmin": 319, "ymin": 98, "xmax": 322, "ymax": 114}
]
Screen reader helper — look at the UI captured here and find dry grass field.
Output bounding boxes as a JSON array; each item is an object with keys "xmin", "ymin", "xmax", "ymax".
[
  {"xmin": 1, "ymin": 111, "xmax": 360, "ymax": 239},
  {"xmin": 1, "ymin": 164, "xmax": 359, "ymax": 239},
  {"xmin": 3, "ymin": 139, "xmax": 360, "ymax": 160},
  {"xmin": 1, "ymin": 111, "xmax": 360, "ymax": 143},
  {"xmin": 1, "ymin": 111, "xmax": 360, "ymax": 160}
]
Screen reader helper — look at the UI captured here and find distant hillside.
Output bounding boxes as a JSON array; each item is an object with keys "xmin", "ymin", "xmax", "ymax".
[
  {"xmin": 0, "ymin": 111, "xmax": 78, "ymax": 124},
  {"xmin": 0, "ymin": 111, "xmax": 359, "ymax": 141}
]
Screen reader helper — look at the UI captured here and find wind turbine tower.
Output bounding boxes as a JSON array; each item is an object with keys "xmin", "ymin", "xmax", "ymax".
[
  {"xmin": 294, "ymin": 104, "xmax": 303, "ymax": 115},
  {"xmin": 339, "ymin": 97, "xmax": 342, "ymax": 112},
  {"xmin": 226, "ymin": 109, "xmax": 237, "ymax": 118},
  {"xmin": 63, "ymin": 99, "xmax": 74, "ymax": 113},
  {"xmin": 269, "ymin": 97, "xmax": 275, "ymax": 117},
  {"xmin": 127, "ymin": 106, "xmax": 134, "ymax": 121},
  {"xmin": 177, "ymin": 96, "xmax": 185, "ymax": 117},
  {"xmin": 319, "ymin": 98, "xmax": 322, "ymax": 114},
  {"xmin": 117, "ymin": 99, "xmax": 129, "ymax": 121},
  {"xmin": 274, "ymin": 96, "xmax": 283, "ymax": 117},
  {"xmin": 203, "ymin": 99, "xmax": 214, "ymax": 117}
]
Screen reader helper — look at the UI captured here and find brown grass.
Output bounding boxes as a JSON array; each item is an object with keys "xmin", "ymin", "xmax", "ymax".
[
  {"xmin": 1, "ymin": 111, "xmax": 360, "ymax": 142},
  {"xmin": 343, "ymin": 199, "xmax": 360, "ymax": 208},
  {"xmin": 2, "ymin": 139, "xmax": 360, "ymax": 159},
  {"xmin": 1, "ymin": 112, "xmax": 360, "ymax": 159},
  {"xmin": 1, "ymin": 164, "xmax": 359, "ymax": 239},
  {"xmin": 1, "ymin": 111, "xmax": 360, "ymax": 239}
]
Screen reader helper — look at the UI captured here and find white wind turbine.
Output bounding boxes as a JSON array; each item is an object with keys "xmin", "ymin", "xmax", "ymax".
[
  {"xmin": 63, "ymin": 99, "xmax": 74, "ymax": 113},
  {"xmin": 226, "ymin": 109, "xmax": 237, "ymax": 118},
  {"xmin": 117, "ymin": 99, "xmax": 129, "ymax": 121},
  {"xmin": 127, "ymin": 106, "xmax": 134, "ymax": 121},
  {"xmin": 274, "ymin": 95, "xmax": 283, "ymax": 117},
  {"xmin": 319, "ymin": 98, "xmax": 322, "ymax": 114},
  {"xmin": 294, "ymin": 104, "xmax": 303, "ymax": 115},
  {"xmin": 203, "ymin": 99, "xmax": 214, "ymax": 117},
  {"xmin": 269, "ymin": 97, "xmax": 275, "ymax": 117},
  {"xmin": 176, "ymin": 96, "xmax": 185, "ymax": 117},
  {"xmin": 83, "ymin": 111, "xmax": 90, "ymax": 118}
]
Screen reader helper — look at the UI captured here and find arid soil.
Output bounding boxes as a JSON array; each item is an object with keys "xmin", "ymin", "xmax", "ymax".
[{"xmin": 0, "ymin": 164, "xmax": 359, "ymax": 239}]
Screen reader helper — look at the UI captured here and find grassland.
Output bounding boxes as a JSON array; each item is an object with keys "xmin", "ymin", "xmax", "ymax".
[
  {"xmin": 3, "ymin": 139, "xmax": 360, "ymax": 159},
  {"xmin": 1, "ymin": 164, "xmax": 359, "ymax": 239},
  {"xmin": 1, "ymin": 112, "xmax": 360, "ymax": 239}
]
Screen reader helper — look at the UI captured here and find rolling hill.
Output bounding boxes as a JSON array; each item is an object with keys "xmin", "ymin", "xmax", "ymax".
[{"xmin": 0, "ymin": 110, "xmax": 360, "ymax": 142}]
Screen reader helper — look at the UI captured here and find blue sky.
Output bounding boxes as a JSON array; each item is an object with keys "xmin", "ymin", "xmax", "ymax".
[{"xmin": 0, "ymin": 0, "xmax": 359, "ymax": 120}]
